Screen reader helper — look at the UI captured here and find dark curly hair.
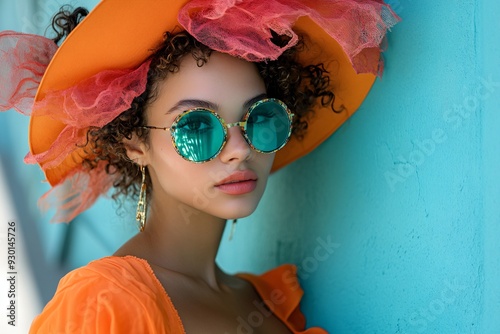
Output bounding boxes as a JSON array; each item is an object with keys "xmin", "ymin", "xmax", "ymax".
[{"xmin": 51, "ymin": 6, "xmax": 336, "ymax": 201}]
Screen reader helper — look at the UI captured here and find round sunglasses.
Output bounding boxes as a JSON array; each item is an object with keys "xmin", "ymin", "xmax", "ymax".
[{"xmin": 141, "ymin": 98, "xmax": 294, "ymax": 163}]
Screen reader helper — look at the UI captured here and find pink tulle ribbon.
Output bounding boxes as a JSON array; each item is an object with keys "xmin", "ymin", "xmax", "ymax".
[
  {"xmin": 179, "ymin": 0, "xmax": 399, "ymax": 74},
  {"xmin": 39, "ymin": 162, "xmax": 116, "ymax": 223},
  {"xmin": 25, "ymin": 59, "xmax": 151, "ymax": 169},
  {"xmin": 26, "ymin": 59, "xmax": 151, "ymax": 223},
  {"xmin": 0, "ymin": 31, "xmax": 57, "ymax": 114},
  {"xmin": 1, "ymin": 31, "xmax": 151, "ymax": 223}
]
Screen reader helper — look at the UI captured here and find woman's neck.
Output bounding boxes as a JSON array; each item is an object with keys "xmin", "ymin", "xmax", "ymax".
[{"xmin": 116, "ymin": 196, "xmax": 229, "ymax": 289}]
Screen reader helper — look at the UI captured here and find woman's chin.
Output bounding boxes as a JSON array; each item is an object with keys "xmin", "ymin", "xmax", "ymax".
[{"xmin": 215, "ymin": 202, "xmax": 260, "ymax": 221}]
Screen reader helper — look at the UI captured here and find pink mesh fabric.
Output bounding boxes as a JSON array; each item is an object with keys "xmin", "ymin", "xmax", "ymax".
[
  {"xmin": 179, "ymin": 0, "xmax": 399, "ymax": 74},
  {"xmin": 1, "ymin": 30, "xmax": 151, "ymax": 223},
  {"xmin": 25, "ymin": 59, "xmax": 151, "ymax": 223},
  {"xmin": 25, "ymin": 59, "xmax": 151, "ymax": 169},
  {"xmin": 39, "ymin": 161, "xmax": 116, "ymax": 223},
  {"xmin": 0, "ymin": 31, "xmax": 57, "ymax": 114}
]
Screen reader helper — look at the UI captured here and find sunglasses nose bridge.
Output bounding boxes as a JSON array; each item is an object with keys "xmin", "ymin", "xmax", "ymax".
[
  {"xmin": 225, "ymin": 121, "xmax": 249, "ymax": 144},
  {"xmin": 225, "ymin": 121, "xmax": 248, "ymax": 143},
  {"xmin": 226, "ymin": 121, "xmax": 246, "ymax": 129},
  {"xmin": 218, "ymin": 120, "xmax": 253, "ymax": 162}
]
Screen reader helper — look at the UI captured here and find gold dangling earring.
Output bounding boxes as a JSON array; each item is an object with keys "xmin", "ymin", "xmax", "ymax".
[
  {"xmin": 228, "ymin": 219, "xmax": 237, "ymax": 241},
  {"xmin": 136, "ymin": 165, "xmax": 147, "ymax": 232}
]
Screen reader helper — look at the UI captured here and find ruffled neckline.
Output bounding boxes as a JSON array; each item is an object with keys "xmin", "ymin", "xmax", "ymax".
[{"xmin": 92, "ymin": 256, "xmax": 327, "ymax": 333}]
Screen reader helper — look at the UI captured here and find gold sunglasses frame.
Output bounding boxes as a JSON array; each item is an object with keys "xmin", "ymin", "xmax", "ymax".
[{"xmin": 141, "ymin": 98, "xmax": 294, "ymax": 163}]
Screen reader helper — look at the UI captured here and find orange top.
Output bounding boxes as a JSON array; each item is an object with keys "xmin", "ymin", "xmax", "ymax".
[{"xmin": 30, "ymin": 256, "xmax": 328, "ymax": 333}]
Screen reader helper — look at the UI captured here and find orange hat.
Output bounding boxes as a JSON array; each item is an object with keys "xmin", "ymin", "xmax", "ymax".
[{"xmin": 1, "ymin": 0, "xmax": 398, "ymax": 221}]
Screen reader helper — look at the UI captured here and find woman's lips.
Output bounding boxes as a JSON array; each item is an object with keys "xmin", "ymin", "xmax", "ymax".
[
  {"xmin": 215, "ymin": 180, "xmax": 257, "ymax": 195},
  {"xmin": 215, "ymin": 170, "xmax": 258, "ymax": 195}
]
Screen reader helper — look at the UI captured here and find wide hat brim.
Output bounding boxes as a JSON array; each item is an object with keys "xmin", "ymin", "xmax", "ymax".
[{"xmin": 30, "ymin": 0, "xmax": 376, "ymax": 186}]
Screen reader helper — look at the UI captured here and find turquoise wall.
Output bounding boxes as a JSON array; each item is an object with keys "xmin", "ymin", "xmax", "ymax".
[
  {"xmin": 1, "ymin": 0, "xmax": 499, "ymax": 332},
  {"xmin": 218, "ymin": 1, "xmax": 500, "ymax": 332}
]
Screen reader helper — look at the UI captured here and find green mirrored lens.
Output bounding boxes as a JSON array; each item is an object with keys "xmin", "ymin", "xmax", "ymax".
[
  {"xmin": 172, "ymin": 110, "xmax": 225, "ymax": 162},
  {"xmin": 246, "ymin": 100, "xmax": 291, "ymax": 152}
]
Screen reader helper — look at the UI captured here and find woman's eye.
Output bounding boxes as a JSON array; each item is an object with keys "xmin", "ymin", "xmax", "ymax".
[
  {"xmin": 177, "ymin": 115, "xmax": 213, "ymax": 132},
  {"xmin": 251, "ymin": 112, "xmax": 274, "ymax": 124},
  {"xmin": 186, "ymin": 119, "xmax": 209, "ymax": 130}
]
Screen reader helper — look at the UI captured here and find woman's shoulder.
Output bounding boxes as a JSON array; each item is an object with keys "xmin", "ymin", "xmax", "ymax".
[
  {"xmin": 62, "ymin": 255, "xmax": 160, "ymax": 288},
  {"xmin": 51, "ymin": 255, "xmax": 166, "ymax": 303},
  {"xmin": 238, "ymin": 264, "xmax": 327, "ymax": 334},
  {"xmin": 29, "ymin": 256, "xmax": 179, "ymax": 334}
]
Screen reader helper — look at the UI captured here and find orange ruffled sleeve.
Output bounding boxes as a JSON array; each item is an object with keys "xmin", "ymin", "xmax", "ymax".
[
  {"xmin": 30, "ymin": 258, "xmax": 327, "ymax": 333},
  {"xmin": 238, "ymin": 264, "xmax": 328, "ymax": 334},
  {"xmin": 29, "ymin": 257, "xmax": 183, "ymax": 334}
]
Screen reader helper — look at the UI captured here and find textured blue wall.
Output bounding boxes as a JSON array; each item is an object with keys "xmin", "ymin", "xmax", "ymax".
[
  {"xmin": 218, "ymin": 1, "xmax": 500, "ymax": 333},
  {"xmin": 1, "ymin": 0, "xmax": 499, "ymax": 332}
]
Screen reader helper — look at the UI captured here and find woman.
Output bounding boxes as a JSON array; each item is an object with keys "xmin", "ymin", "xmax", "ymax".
[{"xmin": 0, "ymin": 0, "xmax": 398, "ymax": 332}]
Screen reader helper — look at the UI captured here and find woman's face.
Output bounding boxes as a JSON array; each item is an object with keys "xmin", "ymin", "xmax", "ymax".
[{"xmin": 139, "ymin": 52, "xmax": 274, "ymax": 220}]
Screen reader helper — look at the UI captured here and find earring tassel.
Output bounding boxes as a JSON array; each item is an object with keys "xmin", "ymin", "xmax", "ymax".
[
  {"xmin": 229, "ymin": 219, "xmax": 237, "ymax": 241},
  {"xmin": 136, "ymin": 166, "xmax": 147, "ymax": 232}
]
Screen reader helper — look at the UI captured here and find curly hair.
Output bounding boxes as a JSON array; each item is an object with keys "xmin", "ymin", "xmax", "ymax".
[{"xmin": 51, "ymin": 7, "xmax": 336, "ymax": 201}]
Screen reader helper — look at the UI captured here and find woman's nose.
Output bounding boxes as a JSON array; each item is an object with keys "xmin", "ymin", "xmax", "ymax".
[{"xmin": 218, "ymin": 126, "xmax": 252, "ymax": 163}]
